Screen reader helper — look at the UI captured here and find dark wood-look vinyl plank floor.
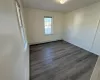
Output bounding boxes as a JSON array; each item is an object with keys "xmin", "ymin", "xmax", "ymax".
[{"xmin": 30, "ymin": 40, "xmax": 98, "ymax": 80}]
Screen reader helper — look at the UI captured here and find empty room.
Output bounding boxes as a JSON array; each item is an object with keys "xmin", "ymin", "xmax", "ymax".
[{"xmin": 1, "ymin": 0, "xmax": 100, "ymax": 80}]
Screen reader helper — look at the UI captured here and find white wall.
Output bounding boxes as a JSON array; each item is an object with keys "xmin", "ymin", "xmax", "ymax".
[
  {"xmin": 24, "ymin": 8, "xmax": 64, "ymax": 44},
  {"xmin": 63, "ymin": 2, "xmax": 100, "ymax": 80},
  {"xmin": 63, "ymin": 2, "xmax": 100, "ymax": 52},
  {"xmin": 0, "ymin": 0, "xmax": 29, "ymax": 80},
  {"xmin": 91, "ymin": 20, "xmax": 100, "ymax": 55}
]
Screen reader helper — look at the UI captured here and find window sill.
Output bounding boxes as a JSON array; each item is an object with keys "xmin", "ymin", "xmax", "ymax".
[{"xmin": 44, "ymin": 34, "xmax": 53, "ymax": 36}]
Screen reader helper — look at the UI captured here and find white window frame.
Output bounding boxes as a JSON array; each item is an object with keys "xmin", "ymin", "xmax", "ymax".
[{"xmin": 44, "ymin": 16, "xmax": 53, "ymax": 35}]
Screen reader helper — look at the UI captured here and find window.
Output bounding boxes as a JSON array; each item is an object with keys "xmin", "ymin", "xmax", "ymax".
[
  {"xmin": 15, "ymin": 0, "xmax": 27, "ymax": 49},
  {"xmin": 44, "ymin": 16, "xmax": 53, "ymax": 35}
]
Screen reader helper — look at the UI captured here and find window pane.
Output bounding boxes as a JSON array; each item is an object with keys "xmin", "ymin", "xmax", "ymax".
[{"xmin": 44, "ymin": 17, "xmax": 52, "ymax": 35}]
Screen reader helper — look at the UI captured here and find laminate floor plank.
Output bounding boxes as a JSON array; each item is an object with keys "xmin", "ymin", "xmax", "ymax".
[{"xmin": 30, "ymin": 40, "xmax": 98, "ymax": 80}]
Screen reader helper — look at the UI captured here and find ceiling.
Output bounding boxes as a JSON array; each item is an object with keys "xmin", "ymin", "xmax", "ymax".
[{"xmin": 22, "ymin": 0, "xmax": 100, "ymax": 12}]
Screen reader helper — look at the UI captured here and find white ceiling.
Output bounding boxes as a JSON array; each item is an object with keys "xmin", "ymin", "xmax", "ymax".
[{"xmin": 22, "ymin": 0, "xmax": 100, "ymax": 12}]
